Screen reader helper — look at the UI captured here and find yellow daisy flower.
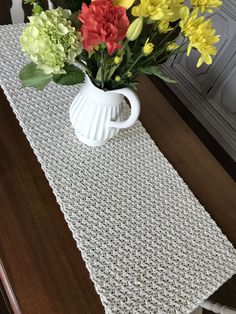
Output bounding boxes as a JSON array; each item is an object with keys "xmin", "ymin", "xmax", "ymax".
[
  {"xmin": 132, "ymin": 0, "xmax": 184, "ymax": 33},
  {"xmin": 180, "ymin": 6, "xmax": 220, "ymax": 67},
  {"xmin": 191, "ymin": 0, "xmax": 222, "ymax": 13},
  {"xmin": 113, "ymin": 0, "xmax": 136, "ymax": 9},
  {"xmin": 115, "ymin": 75, "xmax": 121, "ymax": 82},
  {"xmin": 114, "ymin": 56, "xmax": 121, "ymax": 64},
  {"xmin": 166, "ymin": 42, "xmax": 179, "ymax": 51},
  {"xmin": 158, "ymin": 20, "xmax": 173, "ymax": 33},
  {"xmin": 143, "ymin": 38, "xmax": 154, "ymax": 55},
  {"xmin": 132, "ymin": 0, "xmax": 173, "ymax": 21}
]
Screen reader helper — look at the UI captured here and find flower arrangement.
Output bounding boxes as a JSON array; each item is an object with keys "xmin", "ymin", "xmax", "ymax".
[{"xmin": 20, "ymin": 0, "xmax": 222, "ymax": 90}]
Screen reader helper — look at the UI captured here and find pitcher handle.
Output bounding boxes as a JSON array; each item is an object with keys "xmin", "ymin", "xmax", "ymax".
[{"xmin": 107, "ymin": 88, "xmax": 140, "ymax": 129}]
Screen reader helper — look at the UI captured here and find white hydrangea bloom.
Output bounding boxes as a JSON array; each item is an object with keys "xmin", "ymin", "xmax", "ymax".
[{"xmin": 20, "ymin": 8, "xmax": 82, "ymax": 75}]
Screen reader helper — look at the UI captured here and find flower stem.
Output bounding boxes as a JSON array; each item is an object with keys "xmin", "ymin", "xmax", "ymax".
[
  {"xmin": 76, "ymin": 59, "xmax": 91, "ymax": 75},
  {"xmin": 121, "ymin": 38, "xmax": 129, "ymax": 51},
  {"xmin": 156, "ymin": 23, "xmax": 180, "ymax": 50},
  {"xmin": 122, "ymin": 53, "xmax": 143, "ymax": 80},
  {"xmin": 157, "ymin": 44, "xmax": 186, "ymax": 64},
  {"xmin": 101, "ymin": 49, "xmax": 105, "ymax": 89}
]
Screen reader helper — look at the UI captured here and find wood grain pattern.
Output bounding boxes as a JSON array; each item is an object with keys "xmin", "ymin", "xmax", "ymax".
[
  {"xmin": 0, "ymin": 89, "xmax": 104, "ymax": 313},
  {"xmin": 150, "ymin": 76, "xmax": 236, "ymax": 182},
  {"xmin": 0, "ymin": 76, "xmax": 235, "ymax": 313},
  {"xmin": 0, "ymin": 279, "xmax": 13, "ymax": 314},
  {"xmin": 0, "ymin": 260, "xmax": 20, "ymax": 313},
  {"xmin": 138, "ymin": 76, "xmax": 236, "ymax": 247}
]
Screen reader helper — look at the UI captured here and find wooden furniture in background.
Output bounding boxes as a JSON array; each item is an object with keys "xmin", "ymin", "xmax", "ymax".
[
  {"xmin": 0, "ymin": 0, "xmax": 12, "ymax": 24},
  {"xmin": 0, "ymin": 0, "xmax": 79, "ymax": 25},
  {"xmin": 163, "ymin": 1, "xmax": 236, "ymax": 161}
]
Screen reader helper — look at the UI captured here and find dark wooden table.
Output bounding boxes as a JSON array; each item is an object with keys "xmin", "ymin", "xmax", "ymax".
[{"xmin": 0, "ymin": 76, "xmax": 236, "ymax": 313}]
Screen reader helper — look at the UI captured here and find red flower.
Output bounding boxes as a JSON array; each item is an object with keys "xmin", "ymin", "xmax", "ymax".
[{"xmin": 78, "ymin": 0, "xmax": 129, "ymax": 55}]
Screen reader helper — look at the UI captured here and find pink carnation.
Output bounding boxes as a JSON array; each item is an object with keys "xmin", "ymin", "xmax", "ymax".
[{"xmin": 78, "ymin": 0, "xmax": 129, "ymax": 55}]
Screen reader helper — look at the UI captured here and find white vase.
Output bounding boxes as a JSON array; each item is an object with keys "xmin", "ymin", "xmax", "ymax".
[{"xmin": 69, "ymin": 75, "xmax": 140, "ymax": 146}]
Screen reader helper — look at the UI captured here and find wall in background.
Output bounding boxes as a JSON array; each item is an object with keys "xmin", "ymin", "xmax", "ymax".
[{"xmin": 163, "ymin": 1, "xmax": 236, "ymax": 161}]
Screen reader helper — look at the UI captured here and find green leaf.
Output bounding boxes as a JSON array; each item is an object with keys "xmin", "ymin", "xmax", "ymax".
[
  {"xmin": 146, "ymin": 18, "xmax": 156, "ymax": 25},
  {"xmin": 126, "ymin": 45, "xmax": 133, "ymax": 64},
  {"xmin": 19, "ymin": 62, "xmax": 53, "ymax": 90},
  {"xmin": 100, "ymin": 42, "xmax": 107, "ymax": 50},
  {"xmin": 32, "ymin": 4, "xmax": 43, "ymax": 14},
  {"xmin": 96, "ymin": 67, "xmax": 102, "ymax": 81},
  {"xmin": 53, "ymin": 64, "xmax": 85, "ymax": 85},
  {"xmin": 69, "ymin": 11, "xmax": 81, "ymax": 29},
  {"xmin": 24, "ymin": 0, "xmax": 36, "ymax": 5},
  {"xmin": 124, "ymin": 82, "xmax": 138, "ymax": 91},
  {"xmin": 107, "ymin": 65, "xmax": 119, "ymax": 81},
  {"xmin": 140, "ymin": 66, "xmax": 177, "ymax": 83}
]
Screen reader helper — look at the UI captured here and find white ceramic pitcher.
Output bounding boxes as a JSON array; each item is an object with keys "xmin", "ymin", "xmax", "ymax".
[{"xmin": 70, "ymin": 75, "xmax": 140, "ymax": 146}]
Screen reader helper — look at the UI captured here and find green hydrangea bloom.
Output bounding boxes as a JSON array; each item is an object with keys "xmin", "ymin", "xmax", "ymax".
[{"xmin": 20, "ymin": 8, "xmax": 82, "ymax": 75}]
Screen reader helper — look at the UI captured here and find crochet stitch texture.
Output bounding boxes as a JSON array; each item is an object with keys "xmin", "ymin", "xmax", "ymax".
[{"xmin": 0, "ymin": 24, "xmax": 236, "ymax": 314}]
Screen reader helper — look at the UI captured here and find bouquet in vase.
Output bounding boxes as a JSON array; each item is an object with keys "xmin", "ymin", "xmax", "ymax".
[{"xmin": 19, "ymin": 0, "xmax": 221, "ymax": 146}]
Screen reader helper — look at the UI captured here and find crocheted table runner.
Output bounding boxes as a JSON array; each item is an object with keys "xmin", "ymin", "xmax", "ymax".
[{"xmin": 1, "ymin": 24, "xmax": 236, "ymax": 314}]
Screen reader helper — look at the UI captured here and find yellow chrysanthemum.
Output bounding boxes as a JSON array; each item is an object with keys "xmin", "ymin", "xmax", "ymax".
[
  {"xmin": 179, "ymin": 6, "xmax": 220, "ymax": 67},
  {"xmin": 169, "ymin": 0, "xmax": 185, "ymax": 21},
  {"xmin": 191, "ymin": 0, "xmax": 222, "ymax": 13},
  {"xmin": 166, "ymin": 42, "xmax": 179, "ymax": 51},
  {"xmin": 143, "ymin": 38, "xmax": 154, "ymax": 55},
  {"xmin": 113, "ymin": 0, "xmax": 135, "ymax": 9},
  {"xmin": 114, "ymin": 56, "xmax": 121, "ymax": 64},
  {"xmin": 132, "ymin": 0, "xmax": 184, "ymax": 33},
  {"xmin": 132, "ymin": 0, "xmax": 173, "ymax": 21},
  {"xmin": 127, "ymin": 71, "xmax": 132, "ymax": 77}
]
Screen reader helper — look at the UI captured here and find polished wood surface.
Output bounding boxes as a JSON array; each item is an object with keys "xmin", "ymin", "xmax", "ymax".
[
  {"xmin": 138, "ymin": 77, "xmax": 236, "ymax": 314},
  {"xmin": 0, "ymin": 90, "xmax": 104, "ymax": 313},
  {"xmin": 138, "ymin": 77, "xmax": 236, "ymax": 247},
  {"xmin": 0, "ymin": 259, "xmax": 19, "ymax": 313},
  {"xmin": 0, "ymin": 76, "xmax": 235, "ymax": 313},
  {"xmin": 0, "ymin": 278, "xmax": 13, "ymax": 314},
  {"xmin": 150, "ymin": 76, "xmax": 236, "ymax": 182}
]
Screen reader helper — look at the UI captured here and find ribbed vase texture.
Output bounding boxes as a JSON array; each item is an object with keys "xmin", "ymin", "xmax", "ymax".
[{"xmin": 70, "ymin": 76, "xmax": 140, "ymax": 146}]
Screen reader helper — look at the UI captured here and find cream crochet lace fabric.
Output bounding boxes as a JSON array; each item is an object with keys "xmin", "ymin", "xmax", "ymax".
[{"xmin": 0, "ymin": 25, "xmax": 236, "ymax": 314}]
